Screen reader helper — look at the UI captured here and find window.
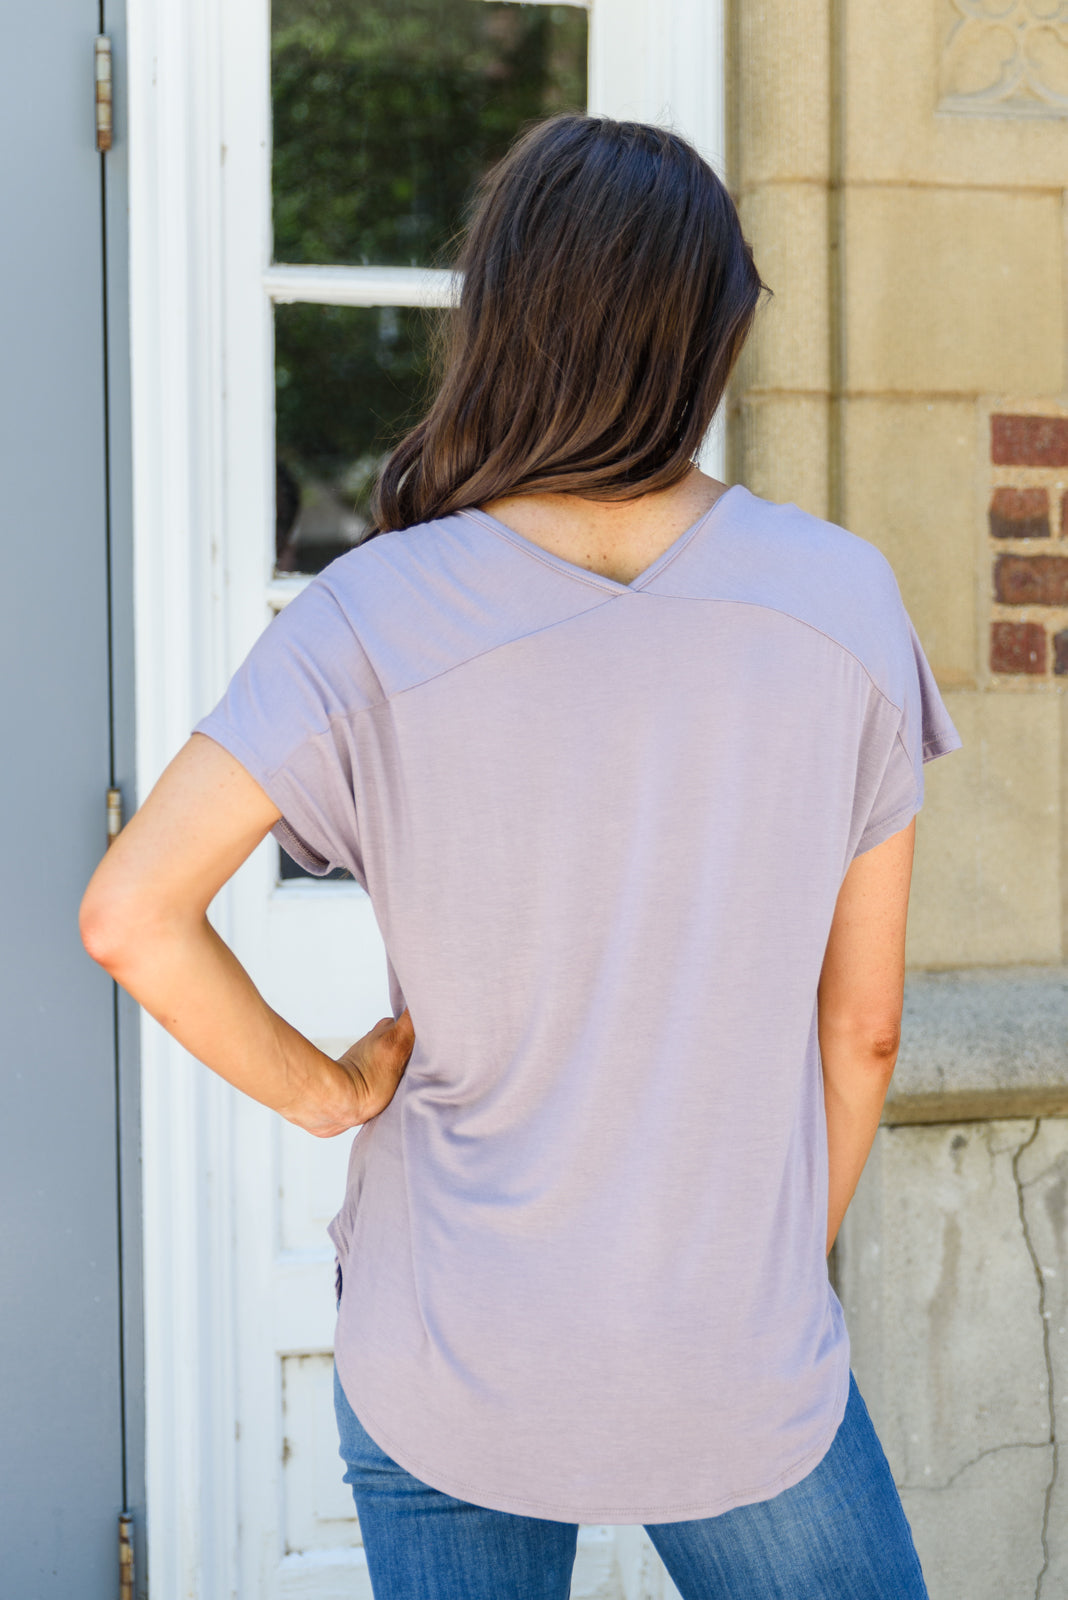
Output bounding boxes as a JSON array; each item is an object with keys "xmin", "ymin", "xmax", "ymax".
[{"xmin": 268, "ymin": 0, "xmax": 590, "ymax": 874}]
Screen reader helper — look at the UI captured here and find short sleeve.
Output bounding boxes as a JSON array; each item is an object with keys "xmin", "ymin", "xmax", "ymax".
[
  {"xmin": 851, "ymin": 608, "xmax": 963, "ymax": 861},
  {"xmin": 192, "ymin": 578, "xmax": 380, "ymax": 878}
]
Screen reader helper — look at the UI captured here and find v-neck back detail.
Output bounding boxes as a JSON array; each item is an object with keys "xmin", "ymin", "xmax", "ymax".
[{"xmin": 457, "ymin": 482, "xmax": 746, "ymax": 594}]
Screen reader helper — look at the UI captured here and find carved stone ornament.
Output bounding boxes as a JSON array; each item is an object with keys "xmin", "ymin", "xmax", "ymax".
[{"xmin": 939, "ymin": 0, "xmax": 1068, "ymax": 115}]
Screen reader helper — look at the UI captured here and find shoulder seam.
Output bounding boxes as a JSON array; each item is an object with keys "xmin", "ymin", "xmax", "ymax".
[
  {"xmin": 299, "ymin": 587, "xmax": 909, "ymax": 734},
  {"xmin": 314, "ymin": 577, "xmax": 390, "ymax": 707},
  {"xmin": 645, "ymin": 591, "xmax": 907, "ymax": 716},
  {"xmin": 385, "ymin": 595, "xmax": 618, "ymax": 704},
  {"xmin": 292, "ymin": 591, "xmax": 618, "ymax": 733}
]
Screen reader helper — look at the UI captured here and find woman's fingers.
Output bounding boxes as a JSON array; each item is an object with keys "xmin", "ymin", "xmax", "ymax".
[
  {"xmin": 329, "ymin": 1010, "xmax": 415, "ymax": 1129},
  {"xmin": 370, "ymin": 1008, "xmax": 414, "ymax": 1043},
  {"xmin": 381, "ymin": 1007, "xmax": 415, "ymax": 1053},
  {"xmin": 370, "ymin": 1009, "xmax": 416, "ymax": 1095},
  {"xmin": 289, "ymin": 1010, "xmax": 415, "ymax": 1138}
]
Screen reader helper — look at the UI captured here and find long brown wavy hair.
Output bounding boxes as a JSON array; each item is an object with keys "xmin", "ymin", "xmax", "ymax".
[{"xmin": 368, "ymin": 113, "xmax": 771, "ymax": 536}]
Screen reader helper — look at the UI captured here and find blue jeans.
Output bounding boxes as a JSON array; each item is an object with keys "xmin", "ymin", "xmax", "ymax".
[{"xmin": 333, "ymin": 1364, "xmax": 929, "ymax": 1600}]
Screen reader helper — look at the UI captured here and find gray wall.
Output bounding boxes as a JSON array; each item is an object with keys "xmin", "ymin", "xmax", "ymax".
[
  {"xmin": 837, "ymin": 968, "xmax": 1068, "ymax": 1600},
  {"xmin": 0, "ymin": 1, "xmax": 142, "ymax": 1592}
]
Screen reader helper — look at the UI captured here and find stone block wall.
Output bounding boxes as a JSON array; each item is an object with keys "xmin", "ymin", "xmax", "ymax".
[
  {"xmin": 839, "ymin": 1112, "xmax": 1067, "ymax": 1597},
  {"xmin": 834, "ymin": 967, "xmax": 1068, "ymax": 1597},
  {"xmin": 724, "ymin": 0, "xmax": 1068, "ymax": 971}
]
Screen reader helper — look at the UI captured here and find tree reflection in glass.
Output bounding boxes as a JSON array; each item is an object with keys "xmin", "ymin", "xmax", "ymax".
[
  {"xmin": 271, "ymin": 1, "xmax": 588, "ymax": 579},
  {"xmin": 275, "ymin": 303, "xmax": 431, "ymax": 575},
  {"xmin": 271, "ymin": 0, "xmax": 588, "ymax": 268}
]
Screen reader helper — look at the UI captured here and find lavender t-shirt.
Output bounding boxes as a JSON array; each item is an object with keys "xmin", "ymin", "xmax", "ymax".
[{"xmin": 194, "ymin": 483, "xmax": 962, "ymax": 1523}]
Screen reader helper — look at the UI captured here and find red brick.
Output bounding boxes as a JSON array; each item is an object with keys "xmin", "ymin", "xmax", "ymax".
[
  {"xmin": 990, "ymin": 621, "xmax": 1047, "ymax": 674},
  {"xmin": 991, "ymin": 414, "xmax": 1068, "ymax": 466},
  {"xmin": 994, "ymin": 553, "xmax": 1068, "ymax": 605},
  {"xmin": 988, "ymin": 486, "xmax": 1049, "ymax": 539},
  {"xmin": 1055, "ymin": 629, "xmax": 1068, "ymax": 675}
]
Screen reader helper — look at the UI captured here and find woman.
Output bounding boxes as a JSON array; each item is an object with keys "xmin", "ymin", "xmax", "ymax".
[{"xmin": 81, "ymin": 114, "xmax": 961, "ymax": 1598}]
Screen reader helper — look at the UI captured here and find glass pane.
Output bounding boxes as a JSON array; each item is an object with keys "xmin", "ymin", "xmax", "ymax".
[
  {"xmin": 271, "ymin": 1, "xmax": 588, "ymax": 267},
  {"xmin": 278, "ymin": 843, "xmax": 352, "ymax": 882},
  {"xmin": 275, "ymin": 302, "xmax": 432, "ymax": 576}
]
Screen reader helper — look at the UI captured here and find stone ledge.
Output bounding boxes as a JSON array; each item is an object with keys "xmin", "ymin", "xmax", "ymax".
[{"xmin": 884, "ymin": 965, "xmax": 1068, "ymax": 1125}]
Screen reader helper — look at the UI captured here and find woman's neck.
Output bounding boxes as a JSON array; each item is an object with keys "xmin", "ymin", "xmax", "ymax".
[{"xmin": 477, "ymin": 467, "xmax": 731, "ymax": 586}]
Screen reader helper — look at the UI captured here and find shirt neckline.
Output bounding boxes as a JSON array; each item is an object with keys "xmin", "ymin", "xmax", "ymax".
[{"xmin": 456, "ymin": 482, "xmax": 747, "ymax": 596}]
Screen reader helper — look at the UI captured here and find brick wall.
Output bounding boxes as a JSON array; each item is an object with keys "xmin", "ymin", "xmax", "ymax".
[{"xmin": 989, "ymin": 411, "xmax": 1068, "ymax": 679}]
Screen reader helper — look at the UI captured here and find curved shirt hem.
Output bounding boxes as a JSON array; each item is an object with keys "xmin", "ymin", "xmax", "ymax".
[{"xmin": 334, "ymin": 1351, "xmax": 853, "ymax": 1526}]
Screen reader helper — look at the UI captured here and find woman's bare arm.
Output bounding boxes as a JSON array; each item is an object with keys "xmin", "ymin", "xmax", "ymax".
[
  {"xmin": 79, "ymin": 732, "xmax": 413, "ymax": 1136},
  {"xmin": 818, "ymin": 817, "xmax": 916, "ymax": 1255}
]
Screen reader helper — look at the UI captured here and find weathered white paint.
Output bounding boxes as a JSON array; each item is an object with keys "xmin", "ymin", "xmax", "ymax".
[
  {"xmin": 128, "ymin": 0, "xmax": 726, "ymax": 1591},
  {"xmin": 590, "ymin": 0, "xmax": 725, "ymax": 167},
  {"xmin": 126, "ymin": 0, "xmax": 239, "ymax": 1595},
  {"xmin": 265, "ymin": 264, "xmax": 458, "ymax": 308},
  {"xmin": 588, "ymin": 0, "xmax": 728, "ymax": 487},
  {"xmin": 213, "ymin": 0, "xmax": 401, "ymax": 1592}
]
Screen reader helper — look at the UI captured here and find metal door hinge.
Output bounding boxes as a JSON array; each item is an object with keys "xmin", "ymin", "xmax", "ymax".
[
  {"xmin": 106, "ymin": 786, "xmax": 124, "ymax": 845},
  {"xmin": 118, "ymin": 1512, "xmax": 134, "ymax": 1600},
  {"xmin": 95, "ymin": 36, "xmax": 113, "ymax": 152}
]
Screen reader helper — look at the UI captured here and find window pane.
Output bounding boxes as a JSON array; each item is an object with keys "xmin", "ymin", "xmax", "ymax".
[
  {"xmin": 275, "ymin": 302, "xmax": 433, "ymax": 576},
  {"xmin": 271, "ymin": 1, "xmax": 588, "ymax": 267},
  {"xmin": 278, "ymin": 844, "xmax": 352, "ymax": 882}
]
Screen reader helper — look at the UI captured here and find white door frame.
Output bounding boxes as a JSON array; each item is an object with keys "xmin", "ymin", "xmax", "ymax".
[{"xmin": 126, "ymin": 1, "xmax": 725, "ymax": 1591}]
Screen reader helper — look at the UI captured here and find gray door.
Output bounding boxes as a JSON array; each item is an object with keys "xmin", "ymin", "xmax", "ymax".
[{"xmin": 0, "ymin": 2, "xmax": 142, "ymax": 1594}]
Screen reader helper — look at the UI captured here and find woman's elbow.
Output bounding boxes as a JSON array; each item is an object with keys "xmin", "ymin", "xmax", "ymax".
[
  {"xmin": 79, "ymin": 872, "xmax": 163, "ymax": 975},
  {"xmin": 80, "ymin": 879, "xmax": 129, "ymax": 972},
  {"xmin": 818, "ymin": 1011, "xmax": 902, "ymax": 1076}
]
